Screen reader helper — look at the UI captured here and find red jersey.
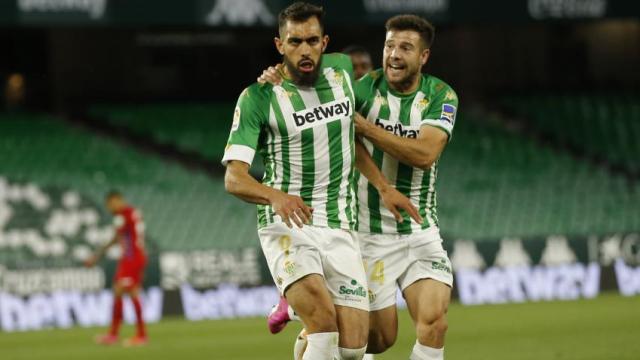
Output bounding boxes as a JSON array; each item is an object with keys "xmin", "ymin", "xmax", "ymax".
[{"xmin": 113, "ymin": 206, "xmax": 146, "ymax": 262}]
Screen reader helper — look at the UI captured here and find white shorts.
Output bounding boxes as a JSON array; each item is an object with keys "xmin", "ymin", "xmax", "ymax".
[
  {"xmin": 258, "ymin": 223, "xmax": 369, "ymax": 312},
  {"xmin": 358, "ymin": 227, "xmax": 453, "ymax": 311}
]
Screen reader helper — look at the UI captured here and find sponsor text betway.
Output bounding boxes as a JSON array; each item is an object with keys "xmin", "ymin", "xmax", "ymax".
[
  {"xmin": 292, "ymin": 98, "xmax": 351, "ymax": 131},
  {"xmin": 374, "ymin": 118, "xmax": 420, "ymax": 138}
]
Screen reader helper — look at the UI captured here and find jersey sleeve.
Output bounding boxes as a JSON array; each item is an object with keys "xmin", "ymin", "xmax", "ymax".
[
  {"xmin": 221, "ymin": 85, "xmax": 269, "ymax": 166},
  {"xmin": 421, "ymin": 85, "xmax": 459, "ymax": 141},
  {"xmin": 354, "ymin": 71, "xmax": 377, "ymax": 113}
]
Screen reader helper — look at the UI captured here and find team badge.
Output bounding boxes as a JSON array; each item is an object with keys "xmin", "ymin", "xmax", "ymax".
[
  {"xmin": 332, "ymin": 71, "xmax": 344, "ymax": 86},
  {"xmin": 414, "ymin": 98, "xmax": 430, "ymax": 112},
  {"xmin": 374, "ymin": 94, "xmax": 387, "ymax": 107},
  {"xmin": 440, "ymin": 104, "xmax": 457, "ymax": 125},
  {"xmin": 283, "ymin": 260, "xmax": 296, "ymax": 276}
]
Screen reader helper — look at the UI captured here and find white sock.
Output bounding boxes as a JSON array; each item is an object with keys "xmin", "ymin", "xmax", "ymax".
[
  {"xmin": 362, "ymin": 355, "xmax": 374, "ymax": 360},
  {"xmin": 409, "ymin": 341, "xmax": 444, "ymax": 360},
  {"xmin": 338, "ymin": 345, "xmax": 367, "ymax": 360},
  {"xmin": 302, "ymin": 332, "xmax": 339, "ymax": 360},
  {"xmin": 288, "ymin": 305, "xmax": 300, "ymax": 321},
  {"xmin": 293, "ymin": 329, "xmax": 308, "ymax": 360}
]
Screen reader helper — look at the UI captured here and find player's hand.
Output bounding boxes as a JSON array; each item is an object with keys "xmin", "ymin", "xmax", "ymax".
[
  {"xmin": 84, "ymin": 255, "xmax": 98, "ymax": 268},
  {"xmin": 257, "ymin": 64, "xmax": 284, "ymax": 86},
  {"xmin": 268, "ymin": 189, "xmax": 313, "ymax": 228},
  {"xmin": 354, "ymin": 112, "xmax": 372, "ymax": 137},
  {"xmin": 379, "ymin": 185, "xmax": 423, "ymax": 224}
]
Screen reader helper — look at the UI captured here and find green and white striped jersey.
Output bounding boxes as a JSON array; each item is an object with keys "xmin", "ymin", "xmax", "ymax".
[
  {"xmin": 223, "ymin": 54, "xmax": 358, "ymax": 231},
  {"xmin": 355, "ymin": 69, "xmax": 458, "ymax": 234}
]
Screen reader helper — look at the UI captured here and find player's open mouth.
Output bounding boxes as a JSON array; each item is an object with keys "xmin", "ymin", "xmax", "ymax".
[
  {"xmin": 298, "ymin": 60, "xmax": 315, "ymax": 73},
  {"xmin": 387, "ymin": 63, "xmax": 406, "ymax": 74}
]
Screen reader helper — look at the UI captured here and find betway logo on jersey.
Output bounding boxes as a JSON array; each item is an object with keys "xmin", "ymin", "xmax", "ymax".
[
  {"xmin": 374, "ymin": 118, "xmax": 421, "ymax": 138},
  {"xmin": 292, "ymin": 98, "xmax": 351, "ymax": 131}
]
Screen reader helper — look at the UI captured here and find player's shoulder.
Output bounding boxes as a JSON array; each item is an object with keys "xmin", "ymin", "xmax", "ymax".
[
  {"xmin": 356, "ymin": 68, "xmax": 384, "ymax": 89},
  {"xmin": 238, "ymin": 82, "xmax": 273, "ymax": 106},
  {"xmin": 321, "ymin": 53, "xmax": 352, "ymax": 72},
  {"xmin": 422, "ymin": 74, "xmax": 458, "ymax": 102}
]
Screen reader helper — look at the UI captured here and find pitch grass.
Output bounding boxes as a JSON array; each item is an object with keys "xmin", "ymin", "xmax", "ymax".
[{"xmin": 1, "ymin": 293, "xmax": 637, "ymax": 360}]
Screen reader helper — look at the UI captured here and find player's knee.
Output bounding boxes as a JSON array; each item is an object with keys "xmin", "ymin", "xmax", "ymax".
[
  {"xmin": 417, "ymin": 313, "xmax": 448, "ymax": 339},
  {"xmin": 339, "ymin": 327, "xmax": 368, "ymax": 350},
  {"xmin": 338, "ymin": 345, "xmax": 367, "ymax": 360},
  {"xmin": 367, "ymin": 329, "xmax": 396, "ymax": 354},
  {"xmin": 304, "ymin": 303, "xmax": 338, "ymax": 332}
]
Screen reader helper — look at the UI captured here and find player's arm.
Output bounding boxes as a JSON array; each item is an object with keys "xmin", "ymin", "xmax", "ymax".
[
  {"xmin": 355, "ymin": 112, "xmax": 447, "ymax": 170},
  {"xmin": 224, "ymin": 161, "xmax": 312, "ymax": 228},
  {"xmin": 84, "ymin": 233, "xmax": 119, "ymax": 267},
  {"xmin": 355, "ymin": 139, "xmax": 422, "ymax": 224}
]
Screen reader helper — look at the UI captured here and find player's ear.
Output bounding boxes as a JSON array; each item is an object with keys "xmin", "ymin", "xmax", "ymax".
[
  {"xmin": 274, "ymin": 37, "xmax": 284, "ymax": 55},
  {"xmin": 321, "ymin": 34, "xmax": 329, "ymax": 52},
  {"xmin": 420, "ymin": 48, "xmax": 430, "ymax": 66}
]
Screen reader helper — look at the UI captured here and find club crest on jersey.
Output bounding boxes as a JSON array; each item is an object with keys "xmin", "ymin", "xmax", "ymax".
[
  {"xmin": 275, "ymin": 87, "xmax": 295, "ymax": 99},
  {"xmin": 331, "ymin": 71, "xmax": 344, "ymax": 87},
  {"xmin": 292, "ymin": 97, "xmax": 351, "ymax": 131},
  {"xmin": 374, "ymin": 118, "xmax": 420, "ymax": 138},
  {"xmin": 414, "ymin": 98, "xmax": 430, "ymax": 112},
  {"xmin": 374, "ymin": 94, "xmax": 387, "ymax": 107},
  {"xmin": 440, "ymin": 104, "xmax": 457, "ymax": 125}
]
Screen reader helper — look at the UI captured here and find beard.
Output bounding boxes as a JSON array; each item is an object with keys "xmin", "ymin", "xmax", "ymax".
[
  {"xmin": 283, "ymin": 55, "xmax": 322, "ymax": 87},
  {"xmin": 386, "ymin": 64, "xmax": 421, "ymax": 93}
]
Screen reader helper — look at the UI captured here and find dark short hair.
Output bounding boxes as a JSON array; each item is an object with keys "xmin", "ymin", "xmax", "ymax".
[
  {"xmin": 385, "ymin": 15, "xmax": 435, "ymax": 49},
  {"xmin": 278, "ymin": 2, "xmax": 325, "ymax": 34},
  {"xmin": 342, "ymin": 45, "xmax": 370, "ymax": 56},
  {"xmin": 105, "ymin": 190, "xmax": 123, "ymax": 200}
]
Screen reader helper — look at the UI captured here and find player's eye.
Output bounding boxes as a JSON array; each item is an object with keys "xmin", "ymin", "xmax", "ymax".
[{"xmin": 307, "ymin": 37, "xmax": 320, "ymax": 45}]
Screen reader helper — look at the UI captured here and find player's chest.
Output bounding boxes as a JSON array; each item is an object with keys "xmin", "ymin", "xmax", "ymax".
[
  {"xmin": 365, "ymin": 93, "xmax": 427, "ymax": 139},
  {"xmin": 270, "ymin": 86, "xmax": 354, "ymax": 138}
]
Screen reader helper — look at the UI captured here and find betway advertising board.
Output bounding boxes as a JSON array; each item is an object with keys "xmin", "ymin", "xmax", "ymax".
[
  {"xmin": 0, "ymin": 177, "xmax": 637, "ymax": 331},
  {"xmin": 448, "ymin": 233, "xmax": 640, "ymax": 304}
]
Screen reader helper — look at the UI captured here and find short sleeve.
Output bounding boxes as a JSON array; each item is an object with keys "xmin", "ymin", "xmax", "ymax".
[
  {"xmin": 222, "ymin": 86, "xmax": 269, "ymax": 166},
  {"xmin": 421, "ymin": 86, "xmax": 459, "ymax": 141},
  {"xmin": 354, "ymin": 71, "xmax": 378, "ymax": 113}
]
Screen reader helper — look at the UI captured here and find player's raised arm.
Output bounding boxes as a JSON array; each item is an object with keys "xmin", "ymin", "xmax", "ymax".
[
  {"xmin": 355, "ymin": 139, "xmax": 422, "ymax": 225},
  {"xmin": 355, "ymin": 111, "xmax": 448, "ymax": 170}
]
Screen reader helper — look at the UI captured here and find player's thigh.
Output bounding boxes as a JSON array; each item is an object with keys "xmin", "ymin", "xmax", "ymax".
[
  {"xmin": 335, "ymin": 305, "xmax": 369, "ymax": 349},
  {"xmin": 285, "ymin": 273, "xmax": 335, "ymax": 315},
  {"xmin": 403, "ymin": 278, "xmax": 451, "ymax": 325}
]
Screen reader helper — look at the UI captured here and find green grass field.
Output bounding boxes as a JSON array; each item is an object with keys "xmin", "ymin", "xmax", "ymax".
[{"xmin": 1, "ymin": 293, "xmax": 637, "ymax": 360}]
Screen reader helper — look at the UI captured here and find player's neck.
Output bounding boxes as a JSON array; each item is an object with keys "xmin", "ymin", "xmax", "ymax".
[{"xmin": 388, "ymin": 75, "xmax": 421, "ymax": 95}]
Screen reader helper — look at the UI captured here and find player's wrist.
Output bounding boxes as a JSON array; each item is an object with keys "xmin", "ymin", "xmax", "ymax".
[
  {"xmin": 264, "ymin": 187, "xmax": 284, "ymax": 205},
  {"xmin": 375, "ymin": 181, "xmax": 392, "ymax": 194}
]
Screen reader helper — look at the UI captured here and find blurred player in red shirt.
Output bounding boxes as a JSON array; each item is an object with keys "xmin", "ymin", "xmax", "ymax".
[{"xmin": 85, "ymin": 191, "xmax": 147, "ymax": 346}]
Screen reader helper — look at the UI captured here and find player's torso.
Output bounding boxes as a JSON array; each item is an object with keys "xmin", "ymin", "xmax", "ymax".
[
  {"xmin": 118, "ymin": 207, "xmax": 146, "ymax": 260},
  {"xmin": 259, "ymin": 67, "xmax": 357, "ymax": 230},
  {"xmin": 357, "ymin": 73, "xmax": 440, "ymax": 235}
]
